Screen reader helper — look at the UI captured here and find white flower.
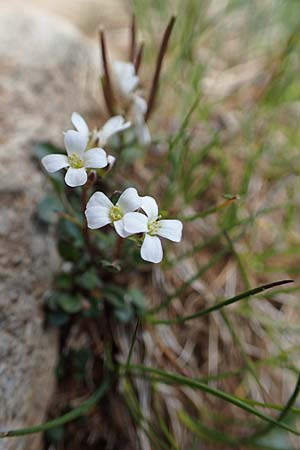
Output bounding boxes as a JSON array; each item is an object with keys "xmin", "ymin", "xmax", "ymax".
[
  {"xmin": 112, "ymin": 62, "xmax": 151, "ymax": 146},
  {"xmin": 133, "ymin": 95, "xmax": 151, "ymax": 145},
  {"xmin": 93, "ymin": 115, "xmax": 131, "ymax": 147},
  {"xmin": 42, "ymin": 130, "xmax": 108, "ymax": 187},
  {"xmin": 113, "ymin": 61, "xmax": 139, "ymax": 99},
  {"xmin": 85, "ymin": 188, "xmax": 141, "ymax": 238},
  {"xmin": 71, "ymin": 111, "xmax": 130, "ymax": 147},
  {"xmin": 123, "ymin": 196, "xmax": 183, "ymax": 263}
]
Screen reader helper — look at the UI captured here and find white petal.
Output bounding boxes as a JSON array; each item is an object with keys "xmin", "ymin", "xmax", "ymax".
[
  {"xmin": 98, "ymin": 115, "xmax": 131, "ymax": 146},
  {"xmin": 133, "ymin": 96, "xmax": 151, "ymax": 145},
  {"xmin": 157, "ymin": 220, "xmax": 183, "ymax": 242},
  {"xmin": 114, "ymin": 61, "xmax": 136, "ymax": 78},
  {"xmin": 123, "ymin": 212, "xmax": 148, "ymax": 234},
  {"xmin": 117, "ymin": 187, "xmax": 141, "ymax": 213},
  {"xmin": 114, "ymin": 219, "xmax": 130, "ymax": 238},
  {"xmin": 113, "ymin": 61, "xmax": 139, "ymax": 97},
  {"xmin": 64, "ymin": 130, "xmax": 87, "ymax": 156},
  {"xmin": 141, "ymin": 196, "xmax": 158, "ymax": 221},
  {"xmin": 41, "ymin": 154, "xmax": 69, "ymax": 173},
  {"xmin": 86, "ymin": 191, "xmax": 113, "ymax": 209},
  {"xmin": 107, "ymin": 155, "xmax": 116, "ymax": 167},
  {"xmin": 65, "ymin": 167, "xmax": 87, "ymax": 187},
  {"xmin": 83, "ymin": 148, "xmax": 107, "ymax": 168},
  {"xmin": 141, "ymin": 234, "xmax": 163, "ymax": 263},
  {"xmin": 71, "ymin": 112, "xmax": 89, "ymax": 137},
  {"xmin": 85, "ymin": 206, "xmax": 111, "ymax": 229},
  {"xmin": 136, "ymin": 122, "xmax": 151, "ymax": 146},
  {"xmin": 133, "ymin": 95, "xmax": 147, "ymax": 116}
]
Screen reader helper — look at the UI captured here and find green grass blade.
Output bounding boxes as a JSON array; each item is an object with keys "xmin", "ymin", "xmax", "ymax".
[
  {"xmin": 245, "ymin": 372, "xmax": 300, "ymax": 442},
  {"xmin": 149, "ymin": 279, "xmax": 293, "ymax": 325},
  {"xmin": 123, "ymin": 364, "xmax": 300, "ymax": 436},
  {"xmin": 0, "ymin": 377, "xmax": 110, "ymax": 438}
]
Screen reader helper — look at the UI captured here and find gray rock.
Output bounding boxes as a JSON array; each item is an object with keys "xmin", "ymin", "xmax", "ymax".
[{"xmin": 0, "ymin": 4, "xmax": 99, "ymax": 449}]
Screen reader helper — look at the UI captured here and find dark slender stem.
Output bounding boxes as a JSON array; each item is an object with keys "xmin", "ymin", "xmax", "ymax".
[
  {"xmin": 145, "ymin": 15, "xmax": 176, "ymax": 122},
  {"xmin": 99, "ymin": 28, "xmax": 115, "ymax": 116},
  {"xmin": 114, "ymin": 235, "xmax": 124, "ymax": 261},
  {"xmin": 126, "ymin": 318, "xmax": 140, "ymax": 371},
  {"xmin": 129, "ymin": 14, "xmax": 136, "ymax": 63},
  {"xmin": 82, "ymin": 184, "xmax": 94, "ymax": 260},
  {"xmin": 134, "ymin": 42, "xmax": 144, "ymax": 74}
]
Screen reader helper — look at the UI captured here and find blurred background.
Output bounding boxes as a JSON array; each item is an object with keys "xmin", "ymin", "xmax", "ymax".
[{"xmin": 2, "ymin": 0, "xmax": 300, "ymax": 449}]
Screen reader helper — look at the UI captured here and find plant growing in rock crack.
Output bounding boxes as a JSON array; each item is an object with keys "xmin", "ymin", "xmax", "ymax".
[
  {"xmin": 31, "ymin": 16, "xmax": 182, "ymax": 332},
  {"xmin": 2, "ymin": 7, "xmax": 300, "ymax": 450}
]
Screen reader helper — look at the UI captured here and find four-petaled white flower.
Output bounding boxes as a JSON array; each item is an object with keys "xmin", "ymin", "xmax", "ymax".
[
  {"xmin": 113, "ymin": 61, "xmax": 151, "ymax": 146},
  {"xmin": 123, "ymin": 196, "xmax": 183, "ymax": 263},
  {"xmin": 42, "ymin": 130, "xmax": 108, "ymax": 187},
  {"xmin": 85, "ymin": 188, "xmax": 141, "ymax": 238},
  {"xmin": 42, "ymin": 112, "xmax": 131, "ymax": 187}
]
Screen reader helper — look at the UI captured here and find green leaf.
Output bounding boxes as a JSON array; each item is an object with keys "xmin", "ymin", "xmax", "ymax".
[
  {"xmin": 37, "ymin": 196, "xmax": 63, "ymax": 224},
  {"xmin": 57, "ymin": 240, "xmax": 81, "ymax": 262},
  {"xmin": 56, "ymin": 293, "xmax": 82, "ymax": 314},
  {"xmin": 114, "ymin": 307, "xmax": 134, "ymax": 323},
  {"xmin": 57, "ymin": 218, "xmax": 83, "ymax": 246},
  {"xmin": 55, "ymin": 273, "xmax": 73, "ymax": 290},
  {"xmin": 125, "ymin": 288, "xmax": 146, "ymax": 313},
  {"xmin": 77, "ymin": 268, "xmax": 102, "ymax": 290},
  {"xmin": 48, "ymin": 312, "xmax": 69, "ymax": 327},
  {"xmin": 103, "ymin": 286, "xmax": 135, "ymax": 323}
]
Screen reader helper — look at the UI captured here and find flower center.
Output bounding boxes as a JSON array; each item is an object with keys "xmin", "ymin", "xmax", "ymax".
[
  {"xmin": 109, "ymin": 205, "xmax": 123, "ymax": 222},
  {"xmin": 148, "ymin": 220, "xmax": 160, "ymax": 236},
  {"xmin": 68, "ymin": 153, "xmax": 84, "ymax": 169}
]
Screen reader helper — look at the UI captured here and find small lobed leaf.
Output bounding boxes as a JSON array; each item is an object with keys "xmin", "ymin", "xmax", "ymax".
[
  {"xmin": 77, "ymin": 268, "xmax": 102, "ymax": 290},
  {"xmin": 48, "ymin": 312, "xmax": 70, "ymax": 327},
  {"xmin": 57, "ymin": 240, "xmax": 81, "ymax": 263},
  {"xmin": 37, "ymin": 196, "xmax": 63, "ymax": 224},
  {"xmin": 57, "ymin": 294, "xmax": 83, "ymax": 314}
]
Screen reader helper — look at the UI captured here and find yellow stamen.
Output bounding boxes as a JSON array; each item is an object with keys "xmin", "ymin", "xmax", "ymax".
[
  {"xmin": 109, "ymin": 205, "xmax": 123, "ymax": 222},
  {"xmin": 68, "ymin": 153, "xmax": 84, "ymax": 169}
]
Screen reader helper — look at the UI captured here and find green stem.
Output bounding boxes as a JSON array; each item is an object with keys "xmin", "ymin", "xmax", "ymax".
[{"xmin": 0, "ymin": 377, "xmax": 110, "ymax": 438}]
